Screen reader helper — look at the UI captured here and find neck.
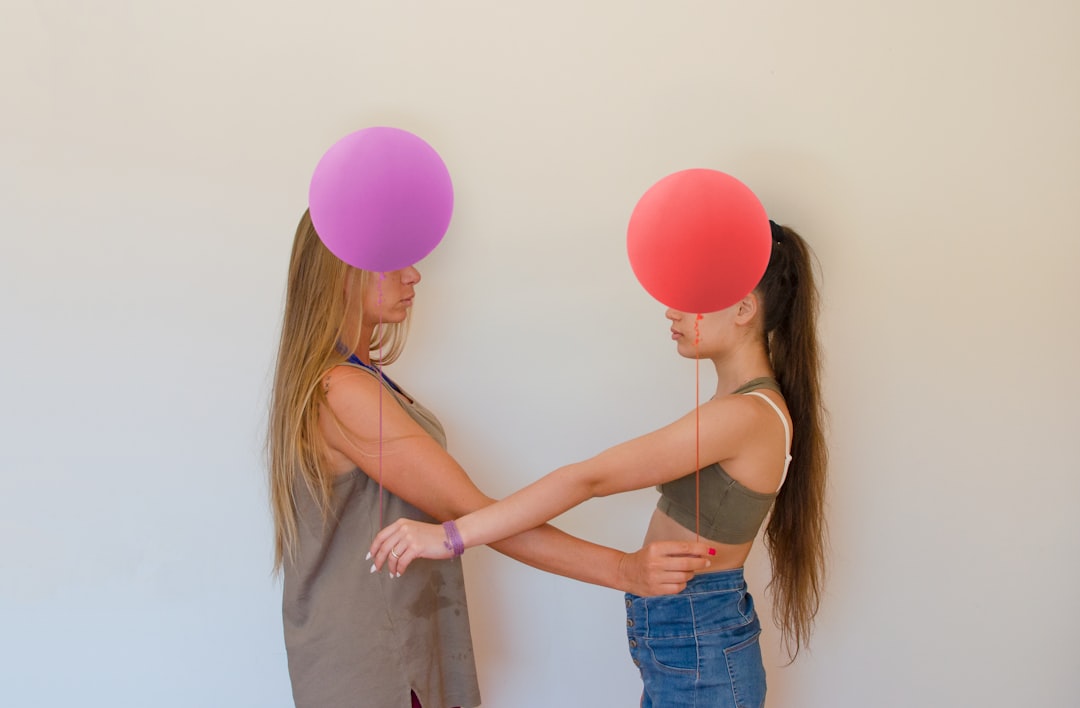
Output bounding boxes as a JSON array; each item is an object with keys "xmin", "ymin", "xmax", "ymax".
[
  {"xmin": 339, "ymin": 323, "xmax": 374, "ymax": 366},
  {"xmin": 710, "ymin": 341, "xmax": 774, "ymax": 397}
]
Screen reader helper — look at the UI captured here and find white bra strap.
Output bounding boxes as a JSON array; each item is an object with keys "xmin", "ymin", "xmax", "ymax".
[{"xmin": 744, "ymin": 391, "xmax": 793, "ymax": 491}]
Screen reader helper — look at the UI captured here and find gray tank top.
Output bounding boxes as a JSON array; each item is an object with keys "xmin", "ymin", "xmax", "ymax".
[
  {"xmin": 656, "ymin": 377, "xmax": 787, "ymax": 544},
  {"xmin": 282, "ymin": 363, "xmax": 481, "ymax": 708}
]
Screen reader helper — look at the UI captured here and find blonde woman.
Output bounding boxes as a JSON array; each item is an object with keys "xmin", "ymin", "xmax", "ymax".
[
  {"xmin": 268, "ymin": 211, "xmax": 713, "ymax": 708},
  {"xmin": 371, "ymin": 222, "xmax": 828, "ymax": 708}
]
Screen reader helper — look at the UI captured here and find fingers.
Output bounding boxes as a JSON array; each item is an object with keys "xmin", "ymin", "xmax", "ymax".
[
  {"xmin": 369, "ymin": 519, "xmax": 412, "ymax": 575},
  {"xmin": 645, "ymin": 541, "xmax": 716, "ymax": 572},
  {"xmin": 637, "ymin": 542, "xmax": 721, "ymax": 596},
  {"xmin": 658, "ymin": 558, "xmax": 709, "ymax": 575},
  {"xmin": 369, "ymin": 519, "xmax": 444, "ymax": 577},
  {"xmin": 652, "ymin": 540, "xmax": 716, "ymax": 559},
  {"xmin": 386, "ymin": 543, "xmax": 418, "ymax": 577},
  {"xmin": 644, "ymin": 575, "xmax": 695, "ymax": 597}
]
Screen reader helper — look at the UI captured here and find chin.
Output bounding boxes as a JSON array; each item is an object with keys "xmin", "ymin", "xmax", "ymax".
[{"xmin": 676, "ymin": 344, "xmax": 710, "ymax": 360}]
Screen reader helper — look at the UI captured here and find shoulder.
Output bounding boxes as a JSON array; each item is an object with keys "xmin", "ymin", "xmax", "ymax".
[
  {"xmin": 321, "ymin": 365, "xmax": 404, "ymax": 420},
  {"xmin": 322, "ymin": 363, "xmax": 376, "ymax": 402},
  {"xmin": 706, "ymin": 390, "xmax": 790, "ymax": 492},
  {"xmin": 698, "ymin": 392, "xmax": 771, "ymax": 436},
  {"xmin": 739, "ymin": 388, "xmax": 792, "ymax": 433},
  {"xmin": 321, "ymin": 364, "xmax": 424, "ymax": 432},
  {"xmin": 696, "ymin": 391, "xmax": 789, "ymax": 460},
  {"xmin": 323, "ymin": 364, "xmax": 379, "ymax": 395},
  {"xmin": 707, "ymin": 387, "xmax": 789, "ymax": 422}
]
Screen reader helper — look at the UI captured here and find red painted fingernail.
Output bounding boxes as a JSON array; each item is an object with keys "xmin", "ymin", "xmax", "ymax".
[{"xmin": 708, "ymin": 548, "xmax": 716, "ymax": 556}]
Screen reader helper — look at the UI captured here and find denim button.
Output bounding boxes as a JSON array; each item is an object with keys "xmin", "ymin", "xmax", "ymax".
[
  {"xmin": 626, "ymin": 618, "xmax": 634, "ymax": 627},
  {"xmin": 633, "ymin": 658, "xmax": 641, "ymax": 667},
  {"xmin": 629, "ymin": 639, "xmax": 637, "ymax": 648},
  {"xmin": 625, "ymin": 598, "xmax": 632, "ymax": 608}
]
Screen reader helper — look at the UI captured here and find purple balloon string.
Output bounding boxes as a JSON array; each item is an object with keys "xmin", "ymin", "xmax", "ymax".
[{"xmin": 377, "ymin": 273, "xmax": 385, "ymax": 530}]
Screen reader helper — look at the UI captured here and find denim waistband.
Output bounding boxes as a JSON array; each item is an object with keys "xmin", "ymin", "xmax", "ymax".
[
  {"xmin": 676, "ymin": 567, "xmax": 747, "ymax": 595},
  {"xmin": 624, "ymin": 567, "xmax": 755, "ymax": 640},
  {"xmin": 625, "ymin": 567, "xmax": 748, "ymax": 604}
]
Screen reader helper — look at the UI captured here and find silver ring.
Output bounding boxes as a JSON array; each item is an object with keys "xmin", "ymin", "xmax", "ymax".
[{"xmin": 390, "ymin": 548, "xmax": 402, "ymax": 559}]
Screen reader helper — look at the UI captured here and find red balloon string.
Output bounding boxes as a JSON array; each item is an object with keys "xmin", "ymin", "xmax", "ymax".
[
  {"xmin": 694, "ymin": 313, "xmax": 703, "ymax": 541},
  {"xmin": 376, "ymin": 273, "xmax": 385, "ymax": 530}
]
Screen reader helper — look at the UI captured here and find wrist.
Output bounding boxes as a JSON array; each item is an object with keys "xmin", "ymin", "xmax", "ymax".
[
  {"xmin": 442, "ymin": 520, "xmax": 465, "ymax": 557},
  {"xmin": 615, "ymin": 550, "xmax": 631, "ymax": 593}
]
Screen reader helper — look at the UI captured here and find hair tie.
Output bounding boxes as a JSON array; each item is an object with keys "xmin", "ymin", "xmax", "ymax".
[
  {"xmin": 442, "ymin": 520, "xmax": 465, "ymax": 557},
  {"xmin": 769, "ymin": 220, "xmax": 785, "ymax": 243}
]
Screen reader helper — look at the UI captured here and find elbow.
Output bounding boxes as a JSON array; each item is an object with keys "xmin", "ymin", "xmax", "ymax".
[
  {"xmin": 592, "ymin": 482, "xmax": 617, "ymax": 498},
  {"xmin": 557, "ymin": 462, "xmax": 610, "ymax": 501}
]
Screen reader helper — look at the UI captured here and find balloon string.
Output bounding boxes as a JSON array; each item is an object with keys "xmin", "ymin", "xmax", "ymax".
[
  {"xmin": 376, "ymin": 273, "xmax": 385, "ymax": 530},
  {"xmin": 694, "ymin": 313, "xmax": 702, "ymax": 542}
]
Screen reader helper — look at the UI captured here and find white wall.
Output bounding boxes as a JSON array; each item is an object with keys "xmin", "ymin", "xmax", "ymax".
[{"xmin": 2, "ymin": 1, "xmax": 1077, "ymax": 706}]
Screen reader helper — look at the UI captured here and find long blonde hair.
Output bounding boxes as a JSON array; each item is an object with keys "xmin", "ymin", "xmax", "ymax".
[{"xmin": 268, "ymin": 210, "xmax": 410, "ymax": 571}]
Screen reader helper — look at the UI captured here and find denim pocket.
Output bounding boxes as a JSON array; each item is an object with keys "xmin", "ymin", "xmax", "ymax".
[
  {"xmin": 724, "ymin": 630, "xmax": 766, "ymax": 708},
  {"xmin": 643, "ymin": 634, "xmax": 697, "ymax": 674},
  {"xmin": 736, "ymin": 588, "xmax": 756, "ymax": 624}
]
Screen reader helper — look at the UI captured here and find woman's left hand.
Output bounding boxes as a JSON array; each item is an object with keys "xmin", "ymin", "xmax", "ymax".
[
  {"xmin": 369, "ymin": 519, "xmax": 453, "ymax": 576},
  {"xmin": 617, "ymin": 541, "xmax": 714, "ymax": 596}
]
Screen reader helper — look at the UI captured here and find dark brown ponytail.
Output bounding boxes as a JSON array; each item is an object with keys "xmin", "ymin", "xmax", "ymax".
[{"xmin": 756, "ymin": 222, "xmax": 828, "ymax": 659}]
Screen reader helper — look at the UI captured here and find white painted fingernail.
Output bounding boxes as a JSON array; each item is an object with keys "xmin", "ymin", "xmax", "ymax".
[
  {"xmin": 396, "ymin": 573, "xmax": 402, "ymax": 578},
  {"xmin": 370, "ymin": 564, "xmax": 377, "ymax": 574},
  {"xmin": 365, "ymin": 552, "xmax": 372, "ymax": 561}
]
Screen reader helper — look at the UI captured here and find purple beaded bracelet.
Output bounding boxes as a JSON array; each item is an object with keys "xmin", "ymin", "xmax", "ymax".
[{"xmin": 442, "ymin": 520, "xmax": 465, "ymax": 557}]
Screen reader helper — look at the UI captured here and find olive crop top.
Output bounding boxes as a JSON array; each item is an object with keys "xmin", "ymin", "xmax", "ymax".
[{"xmin": 655, "ymin": 377, "xmax": 792, "ymax": 544}]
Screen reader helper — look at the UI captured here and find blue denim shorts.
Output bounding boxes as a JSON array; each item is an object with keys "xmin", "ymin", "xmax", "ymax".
[{"xmin": 625, "ymin": 568, "xmax": 766, "ymax": 708}]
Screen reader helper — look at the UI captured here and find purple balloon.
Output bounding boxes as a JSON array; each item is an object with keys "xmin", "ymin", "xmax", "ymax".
[{"xmin": 308, "ymin": 127, "xmax": 453, "ymax": 271}]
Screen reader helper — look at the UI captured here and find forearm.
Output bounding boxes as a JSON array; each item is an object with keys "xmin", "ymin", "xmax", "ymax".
[
  {"xmin": 370, "ymin": 474, "xmax": 714, "ymax": 595},
  {"xmin": 439, "ymin": 472, "xmax": 625, "ymax": 590},
  {"xmin": 455, "ymin": 463, "xmax": 596, "ymax": 550},
  {"xmin": 392, "ymin": 493, "xmax": 629, "ymax": 590},
  {"xmin": 488, "ymin": 523, "xmax": 629, "ymax": 591}
]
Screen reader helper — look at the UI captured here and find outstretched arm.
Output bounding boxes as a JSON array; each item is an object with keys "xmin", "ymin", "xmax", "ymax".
[
  {"xmin": 484, "ymin": 525, "xmax": 713, "ymax": 597},
  {"xmin": 324, "ymin": 367, "xmax": 712, "ymax": 595},
  {"xmin": 370, "ymin": 392, "xmax": 763, "ymax": 575}
]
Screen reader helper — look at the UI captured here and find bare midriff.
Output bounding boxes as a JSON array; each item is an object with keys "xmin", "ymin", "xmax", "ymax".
[{"xmin": 642, "ymin": 508, "xmax": 754, "ymax": 574}]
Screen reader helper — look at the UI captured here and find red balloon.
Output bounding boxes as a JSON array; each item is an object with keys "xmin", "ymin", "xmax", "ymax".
[{"xmin": 627, "ymin": 169, "xmax": 771, "ymax": 313}]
